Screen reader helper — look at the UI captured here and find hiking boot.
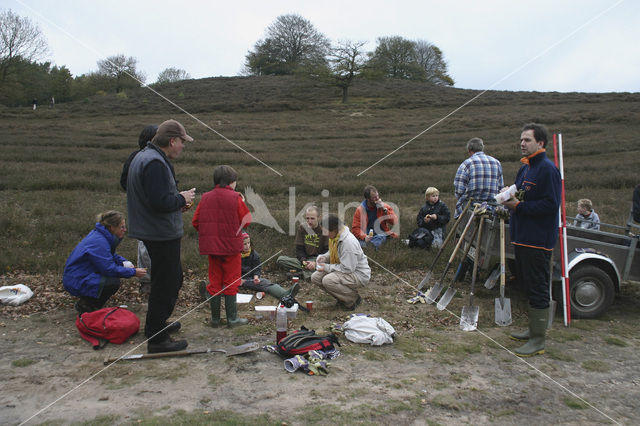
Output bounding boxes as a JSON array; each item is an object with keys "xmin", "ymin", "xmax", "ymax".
[
  {"xmin": 147, "ymin": 337, "xmax": 188, "ymax": 353},
  {"xmin": 341, "ymin": 295, "xmax": 362, "ymax": 311},
  {"xmin": 75, "ymin": 297, "xmax": 98, "ymax": 315},
  {"xmin": 165, "ymin": 321, "xmax": 181, "ymax": 334}
]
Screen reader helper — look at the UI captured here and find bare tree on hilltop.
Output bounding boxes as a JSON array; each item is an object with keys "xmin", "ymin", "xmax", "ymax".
[
  {"xmin": 97, "ymin": 54, "xmax": 145, "ymax": 92},
  {"xmin": 329, "ymin": 40, "xmax": 367, "ymax": 103},
  {"xmin": 156, "ymin": 67, "xmax": 191, "ymax": 85},
  {"xmin": 244, "ymin": 14, "xmax": 330, "ymax": 75},
  {"xmin": 0, "ymin": 9, "xmax": 49, "ymax": 82}
]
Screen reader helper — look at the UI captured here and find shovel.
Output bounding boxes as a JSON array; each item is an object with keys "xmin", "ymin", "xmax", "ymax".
[
  {"xmin": 494, "ymin": 214, "xmax": 512, "ymax": 326},
  {"xmin": 460, "ymin": 217, "xmax": 485, "ymax": 331},
  {"xmin": 416, "ymin": 199, "xmax": 472, "ymax": 292},
  {"xmin": 548, "ymin": 253, "xmax": 556, "ymax": 329},
  {"xmin": 436, "ymin": 216, "xmax": 481, "ymax": 310},
  {"xmin": 103, "ymin": 342, "xmax": 261, "ymax": 365},
  {"xmin": 426, "ymin": 204, "xmax": 479, "ymax": 304}
]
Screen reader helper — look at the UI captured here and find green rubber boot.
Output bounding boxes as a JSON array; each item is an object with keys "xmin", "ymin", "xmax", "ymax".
[
  {"xmin": 265, "ymin": 283, "xmax": 299, "ymax": 302},
  {"xmin": 514, "ymin": 307, "xmax": 548, "ymax": 357},
  {"xmin": 209, "ymin": 295, "xmax": 221, "ymax": 328},
  {"xmin": 224, "ymin": 295, "xmax": 248, "ymax": 327},
  {"xmin": 510, "ymin": 328, "xmax": 530, "ymax": 342}
]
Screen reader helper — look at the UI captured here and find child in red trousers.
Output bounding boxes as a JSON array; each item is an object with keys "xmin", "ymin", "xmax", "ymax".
[{"xmin": 192, "ymin": 165, "xmax": 251, "ymax": 327}]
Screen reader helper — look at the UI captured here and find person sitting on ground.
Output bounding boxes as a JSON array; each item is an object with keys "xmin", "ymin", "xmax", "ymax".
[
  {"xmin": 572, "ymin": 198, "xmax": 600, "ymax": 231},
  {"xmin": 120, "ymin": 124, "xmax": 158, "ymax": 295},
  {"xmin": 413, "ymin": 187, "xmax": 451, "ymax": 248},
  {"xmin": 313, "ymin": 214, "xmax": 371, "ymax": 310},
  {"xmin": 238, "ymin": 232, "xmax": 299, "ymax": 302},
  {"xmin": 63, "ymin": 211, "xmax": 147, "ymax": 314},
  {"xmin": 192, "ymin": 165, "xmax": 251, "ymax": 328},
  {"xmin": 351, "ymin": 185, "xmax": 398, "ymax": 249},
  {"xmin": 276, "ymin": 205, "xmax": 328, "ymax": 280}
]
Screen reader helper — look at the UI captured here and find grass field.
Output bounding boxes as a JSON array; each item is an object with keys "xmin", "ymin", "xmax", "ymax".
[{"xmin": 1, "ymin": 75, "xmax": 639, "ymax": 273}]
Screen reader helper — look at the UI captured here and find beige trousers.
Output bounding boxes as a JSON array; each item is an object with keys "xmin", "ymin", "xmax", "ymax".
[{"xmin": 311, "ymin": 270, "xmax": 361, "ymax": 307}]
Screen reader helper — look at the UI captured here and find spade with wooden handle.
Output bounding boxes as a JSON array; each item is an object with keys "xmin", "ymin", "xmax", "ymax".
[{"xmin": 103, "ymin": 342, "xmax": 260, "ymax": 365}]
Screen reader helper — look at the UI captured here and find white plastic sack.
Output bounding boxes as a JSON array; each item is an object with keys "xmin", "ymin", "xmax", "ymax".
[
  {"xmin": 343, "ymin": 316, "xmax": 396, "ymax": 346},
  {"xmin": 0, "ymin": 284, "xmax": 34, "ymax": 306}
]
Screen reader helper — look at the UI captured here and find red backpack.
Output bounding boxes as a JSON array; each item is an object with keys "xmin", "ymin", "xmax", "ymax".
[{"xmin": 76, "ymin": 307, "xmax": 140, "ymax": 349}]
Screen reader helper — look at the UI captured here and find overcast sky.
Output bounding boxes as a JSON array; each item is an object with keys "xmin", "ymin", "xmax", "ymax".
[{"xmin": 9, "ymin": 0, "xmax": 639, "ymax": 92}]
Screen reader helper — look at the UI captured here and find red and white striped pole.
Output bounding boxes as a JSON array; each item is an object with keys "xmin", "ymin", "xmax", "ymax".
[{"xmin": 553, "ymin": 133, "xmax": 571, "ymax": 326}]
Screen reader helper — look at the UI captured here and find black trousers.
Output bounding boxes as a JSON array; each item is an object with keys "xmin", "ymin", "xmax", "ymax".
[
  {"xmin": 142, "ymin": 238, "xmax": 183, "ymax": 343},
  {"xmin": 514, "ymin": 245, "xmax": 552, "ymax": 309}
]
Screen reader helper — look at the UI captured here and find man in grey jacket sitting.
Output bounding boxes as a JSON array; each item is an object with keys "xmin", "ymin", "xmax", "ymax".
[{"xmin": 312, "ymin": 214, "xmax": 371, "ymax": 310}]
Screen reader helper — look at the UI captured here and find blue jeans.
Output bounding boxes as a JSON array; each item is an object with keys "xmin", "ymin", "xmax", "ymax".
[{"xmin": 359, "ymin": 234, "xmax": 387, "ymax": 249}]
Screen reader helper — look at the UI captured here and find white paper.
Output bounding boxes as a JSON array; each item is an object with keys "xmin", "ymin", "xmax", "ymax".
[{"xmin": 236, "ymin": 293, "xmax": 254, "ymax": 304}]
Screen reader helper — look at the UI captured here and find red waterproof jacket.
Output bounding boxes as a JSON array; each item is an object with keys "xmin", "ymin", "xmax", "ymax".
[{"xmin": 192, "ymin": 186, "xmax": 251, "ymax": 255}]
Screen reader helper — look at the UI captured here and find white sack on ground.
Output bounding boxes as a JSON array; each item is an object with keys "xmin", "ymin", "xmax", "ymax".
[
  {"xmin": 0, "ymin": 284, "xmax": 34, "ymax": 306},
  {"xmin": 343, "ymin": 316, "xmax": 395, "ymax": 346}
]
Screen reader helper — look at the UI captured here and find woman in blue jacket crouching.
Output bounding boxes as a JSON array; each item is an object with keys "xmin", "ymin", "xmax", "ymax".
[{"xmin": 63, "ymin": 211, "xmax": 146, "ymax": 314}]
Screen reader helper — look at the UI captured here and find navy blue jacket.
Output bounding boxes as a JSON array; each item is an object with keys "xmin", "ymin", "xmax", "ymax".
[
  {"xmin": 509, "ymin": 149, "xmax": 561, "ymax": 250},
  {"xmin": 416, "ymin": 200, "xmax": 451, "ymax": 233},
  {"xmin": 63, "ymin": 223, "xmax": 135, "ymax": 297}
]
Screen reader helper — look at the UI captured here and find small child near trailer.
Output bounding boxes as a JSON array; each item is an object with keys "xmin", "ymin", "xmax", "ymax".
[{"xmin": 572, "ymin": 198, "xmax": 600, "ymax": 231}]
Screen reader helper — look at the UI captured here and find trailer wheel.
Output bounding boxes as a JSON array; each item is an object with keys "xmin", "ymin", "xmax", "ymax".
[{"xmin": 569, "ymin": 265, "xmax": 615, "ymax": 319}]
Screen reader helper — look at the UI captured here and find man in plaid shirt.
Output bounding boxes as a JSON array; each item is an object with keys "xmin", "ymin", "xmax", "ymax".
[{"xmin": 453, "ymin": 137, "xmax": 503, "ymax": 218}]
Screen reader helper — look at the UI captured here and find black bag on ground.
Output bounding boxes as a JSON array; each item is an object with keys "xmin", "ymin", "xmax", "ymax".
[
  {"xmin": 276, "ymin": 326, "xmax": 340, "ymax": 356},
  {"xmin": 408, "ymin": 228, "xmax": 434, "ymax": 249}
]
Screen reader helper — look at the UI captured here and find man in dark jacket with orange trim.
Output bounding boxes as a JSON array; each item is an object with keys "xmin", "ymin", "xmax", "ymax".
[{"xmin": 503, "ymin": 123, "xmax": 561, "ymax": 357}]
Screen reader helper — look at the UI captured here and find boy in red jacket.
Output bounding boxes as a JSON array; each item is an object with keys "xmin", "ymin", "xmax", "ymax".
[{"xmin": 192, "ymin": 165, "xmax": 251, "ymax": 327}]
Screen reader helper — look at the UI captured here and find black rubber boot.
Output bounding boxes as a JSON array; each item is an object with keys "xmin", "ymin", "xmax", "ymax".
[
  {"xmin": 209, "ymin": 295, "xmax": 221, "ymax": 328},
  {"xmin": 224, "ymin": 295, "xmax": 248, "ymax": 327},
  {"xmin": 514, "ymin": 307, "xmax": 548, "ymax": 357}
]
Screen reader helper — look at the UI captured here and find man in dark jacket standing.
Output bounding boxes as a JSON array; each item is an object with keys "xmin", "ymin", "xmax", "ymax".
[
  {"xmin": 503, "ymin": 123, "xmax": 561, "ymax": 357},
  {"xmin": 127, "ymin": 119, "xmax": 196, "ymax": 353}
]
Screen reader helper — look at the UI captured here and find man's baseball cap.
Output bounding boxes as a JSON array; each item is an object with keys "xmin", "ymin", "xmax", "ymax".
[{"xmin": 155, "ymin": 119, "xmax": 193, "ymax": 142}]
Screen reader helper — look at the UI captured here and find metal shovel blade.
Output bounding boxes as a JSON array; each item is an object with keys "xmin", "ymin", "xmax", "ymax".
[
  {"xmin": 494, "ymin": 297, "xmax": 512, "ymax": 326},
  {"xmin": 484, "ymin": 267, "xmax": 500, "ymax": 289},
  {"xmin": 460, "ymin": 305, "xmax": 479, "ymax": 331},
  {"xmin": 548, "ymin": 299, "xmax": 557, "ymax": 329},
  {"xmin": 417, "ymin": 271, "xmax": 432, "ymax": 291},
  {"xmin": 436, "ymin": 287, "xmax": 456, "ymax": 310},
  {"xmin": 223, "ymin": 341, "xmax": 261, "ymax": 356},
  {"xmin": 425, "ymin": 281, "xmax": 444, "ymax": 304}
]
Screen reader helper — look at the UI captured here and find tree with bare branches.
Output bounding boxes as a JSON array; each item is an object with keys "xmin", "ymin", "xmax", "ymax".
[
  {"xmin": 0, "ymin": 9, "xmax": 49, "ymax": 82},
  {"xmin": 97, "ymin": 54, "xmax": 145, "ymax": 92},
  {"xmin": 329, "ymin": 40, "xmax": 367, "ymax": 103}
]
